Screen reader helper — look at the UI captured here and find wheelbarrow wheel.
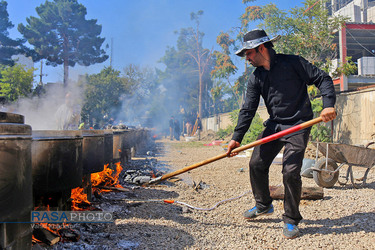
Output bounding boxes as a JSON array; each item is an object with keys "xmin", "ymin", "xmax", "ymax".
[{"xmin": 313, "ymin": 158, "xmax": 339, "ymax": 188}]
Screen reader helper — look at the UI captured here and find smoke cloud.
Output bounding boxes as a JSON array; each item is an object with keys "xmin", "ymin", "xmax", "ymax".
[{"xmin": 1, "ymin": 82, "xmax": 83, "ymax": 130}]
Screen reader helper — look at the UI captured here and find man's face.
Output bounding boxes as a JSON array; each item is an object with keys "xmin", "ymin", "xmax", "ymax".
[{"xmin": 245, "ymin": 47, "xmax": 263, "ymax": 67}]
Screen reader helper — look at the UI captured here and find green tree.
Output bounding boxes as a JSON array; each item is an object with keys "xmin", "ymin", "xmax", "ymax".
[
  {"xmin": 0, "ymin": 0, "xmax": 28, "ymax": 66},
  {"xmin": 0, "ymin": 64, "xmax": 34, "ymax": 102},
  {"xmin": 218, "ymin": 0, "xmax": 349, "ymax": 141},
  {"xmin": 328, "ymin": 56, "xmax": 357, "ymax": 78},
  {"xmin": 18, "ymin": 0, "xmax": 108, "ymax": 87},
  {"xmin": 118, "ymin": 64, "xmax": 161, "ymax": 126},
  {"xmin": 211, "ymin": 32, "xmax": 240, "ymax": 109},
  {"xmin": 211, "ymin": 2, "xmax": 262, "ymax": 112},
  {"xmin": 159, "ymin": 12, "xmax": 214, "ymax": 118},
  {"xmin": 81, "ymin": 67, "xmax": 132, "ymax": 125},
  {"xmin": 210, "ymin": 80, "xmax": 225, "ymax": 114},
  {"xmin": 240, "ymin": 0, "xmax": 347, "ymax": 67},
  {"xmin": 187, "ymin": 11, "xmax": 213, "ymax": 118}
]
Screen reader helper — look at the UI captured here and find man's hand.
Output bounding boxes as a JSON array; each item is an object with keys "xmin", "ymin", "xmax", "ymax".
[
  {"xmin": 226, "ymin": 140, "xmax": 241, "ymax": 157},
  {"xmin": 320, "ymin": 107, "xmax": 336, "ymax": 122}
]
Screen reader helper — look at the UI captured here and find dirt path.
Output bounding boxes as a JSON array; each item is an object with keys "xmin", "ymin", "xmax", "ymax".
[
  {"xmin": 55, "ymin": 138, "xmax": 375, "ymax": 249},
  {"xmin": 112, "ymin": 138, "xmax": 375, "ymax": 249}
]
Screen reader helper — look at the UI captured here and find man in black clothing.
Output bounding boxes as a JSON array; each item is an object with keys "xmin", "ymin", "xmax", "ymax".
[
  {"xmin": 226, "ymin": 29, "xmax": 336, "ymax": 239},
  {"xmin": 174, "ymin": 118, "xmax": 180, "ymax": 141}
]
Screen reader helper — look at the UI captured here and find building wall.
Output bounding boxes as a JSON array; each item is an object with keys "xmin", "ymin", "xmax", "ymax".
[
  {"xmin": 202, "ymin": 88, "xmax": 375, "ymax": 147},
  {"xmin": 358, "ymin": 57, "xmax": 375, "ymax": 75},
  {"xmin": 201, "ymin": 113, "xmax": 232, "ymax": 132},
  {"xmin": 201, "ymin": 106, "xmax": 269, "ymax": 132},
  {"xmin": 334, "ymin": 87, "xmax": 375, "ymax": 145},
  {"xmin": 333, "ymin": 0, "xmax": 362, "ymax": 21},
  {"xmin": 368, "ymin": 2, "xmax": 375, "ymax": 21},
  {"xmin": 331, "ymin": 0, "xmax": 375, "ymax": 22}
]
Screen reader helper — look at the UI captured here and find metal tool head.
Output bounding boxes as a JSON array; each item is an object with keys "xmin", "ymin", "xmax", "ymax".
[{"xmin": 147, "ymin": 176, "xmax": 162, "ymax": 185}]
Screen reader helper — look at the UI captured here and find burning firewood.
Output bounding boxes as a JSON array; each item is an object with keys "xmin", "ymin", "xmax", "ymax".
[
  {"xmin": 71, "ymin": 187, "xmax": 91, "ymax": 211},
  {"xmin": 33, "ymin": 227, "xmax": 60, "ymax": 246},
  {"xmin": 71, "ymin": 162, "xmax": 126, "ymax": 210},
  {"xmin": 91, "ymin": 162, "xmax": 124, "ymax": 193}
]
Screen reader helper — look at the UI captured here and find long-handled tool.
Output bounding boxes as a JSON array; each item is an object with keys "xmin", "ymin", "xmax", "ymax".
[{"xmin": 148, "ymin": 117, "xmax": 323, "ymax": 185}]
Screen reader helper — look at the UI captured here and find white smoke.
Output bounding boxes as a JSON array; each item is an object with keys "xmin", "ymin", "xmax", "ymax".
[{"xmin": 2, "ymin": 81, "xmax": 84, "ymax": 130}]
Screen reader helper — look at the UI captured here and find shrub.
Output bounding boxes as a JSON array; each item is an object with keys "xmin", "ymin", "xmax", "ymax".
[{"xmin": 217, "ymin": 109, "xmax": 264, "ymax": 145}]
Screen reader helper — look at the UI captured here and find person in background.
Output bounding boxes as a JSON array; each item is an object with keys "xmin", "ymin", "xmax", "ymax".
[
  {"xmin": 174, "ymin": 118, "xmax": 180, "ymax": 141},
  {"xmin": 226, "ymin": 29, "xmax": 336, "ymax": 239},
  {"xmin": 185, "ymin": 121, "xmax": 192, "ymax": 136},
  {"xmin": 93, "ymin": 118, "xmax": 100, "ymax": 129},
  {"xmin": 169, "ymin": 116, "xmax": 175, "ymax": 140},
  {"xmin": 196, "ymin": 117, "xmax": 202, "ymax": 141},
  {"xmin": 55, "ymin": 92, "xmax": 80, "ymax": 130}
]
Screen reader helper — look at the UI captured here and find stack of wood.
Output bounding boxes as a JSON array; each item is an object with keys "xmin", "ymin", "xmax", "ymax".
[{"xmin": 33, "ymin": 227, "xmax": 79, "ymax": 247}]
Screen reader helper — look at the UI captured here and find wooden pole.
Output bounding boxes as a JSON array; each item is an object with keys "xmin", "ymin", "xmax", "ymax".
[{"xmin": 148, "ymin": 117, "xmax": 323, "ymax": 185}]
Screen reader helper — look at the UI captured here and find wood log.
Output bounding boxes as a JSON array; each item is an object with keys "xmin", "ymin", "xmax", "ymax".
[
  {"xmin": 33, "ymin": 228, "xmax": 60, "ymax": 246},
  {"xmin": 269, "ymin": 185, "xmax": 324, "ymax": 200}
]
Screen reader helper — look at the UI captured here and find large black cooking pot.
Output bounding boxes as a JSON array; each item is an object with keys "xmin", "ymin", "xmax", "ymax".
[
  {"xmin": 112, "ymin": 129, "xmax": 136, "ymax": 163},
  {"xmin": 130, "ymin": 128, "xmax": 149, "ymax": 156},
  {"xmin": 0, "ymin": 112, "xmax": 32, "ymax": 249},
  {"xmin": 103, "ymin": 129, "xmax": 113, "ymax": 165},
  {"xmin": 134, "ymin": 128, "xmax": 150, "ymax": 155},
  {"xmin": 31, "ymin": 130, "xmax": 83, "ymax": 193},
  {"xmin": 122, "ymin": 129, "xmax": 137, "ymax": 150},
  {"xmin": 82, "ymin": 130, "xmax": 105, "ymax": 174}
]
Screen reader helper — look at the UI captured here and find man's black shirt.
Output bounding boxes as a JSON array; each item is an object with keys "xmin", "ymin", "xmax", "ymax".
[{"xmin": 232, "ymin": 50, "xmax": 336, "ymax": 143}]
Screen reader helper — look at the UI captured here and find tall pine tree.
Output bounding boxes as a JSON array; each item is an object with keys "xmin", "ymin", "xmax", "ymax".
[
  {"xmin": 18, "ymin": 0, "xmax": 108, "ymax": 86},
  {"xmin": 0, "ymin": 0, "xmax": 27, "ymax": 66}
]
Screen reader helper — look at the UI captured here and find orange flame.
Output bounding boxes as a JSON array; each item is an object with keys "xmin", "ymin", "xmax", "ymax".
[
  {"xmin": 69, "ymin": 162, "xmax": 124, "ymax": 210},
  {"xmin": 91, "ymin": 163, "xmax": 123, "ymax": 193},
  {"xmin": 33, "ymin": 205, "xmax": 62, "ymax": 239},
  {"xmin": 71, "ymin": 187, "xmax": 91, "ymax": 211},
  {"xmin": 32, "ymin": 235, "xmax": 43, "ymax": 243}
]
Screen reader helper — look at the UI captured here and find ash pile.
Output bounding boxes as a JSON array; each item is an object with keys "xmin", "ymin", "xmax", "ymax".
[
  {"xmin": 122, "ymin": 155, "xmax": 160, "ymax": 185},
  {"xmin": 32, "ymin": 144, "xmax": 170, "ymax": 249}
]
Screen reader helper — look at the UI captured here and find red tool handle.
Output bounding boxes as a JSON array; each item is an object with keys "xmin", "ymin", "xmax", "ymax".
[{"xmin": 148, "ymin": 117, "xmax": 323, "ymax": 185}]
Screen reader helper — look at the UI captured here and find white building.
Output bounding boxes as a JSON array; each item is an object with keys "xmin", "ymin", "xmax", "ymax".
[{"xmin": 328, "ymin": 0, "xmax": 375, "ymax": 90}]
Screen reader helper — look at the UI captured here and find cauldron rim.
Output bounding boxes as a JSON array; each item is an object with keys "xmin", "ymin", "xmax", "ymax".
[
  {"xmin": 0, "ymin": 112, "xmax": 24, "ymax": 124},
  {"xmin": 32, "ymin": 130, "xmax": 82, "ymax": 140}
]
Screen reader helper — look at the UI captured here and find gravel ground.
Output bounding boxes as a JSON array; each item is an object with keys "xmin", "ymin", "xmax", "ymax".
[{"xmin": 53, "ymin": 138, "xmax": 375, "ymax": 249}]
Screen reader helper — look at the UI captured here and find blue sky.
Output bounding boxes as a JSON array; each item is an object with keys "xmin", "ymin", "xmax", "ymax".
[{"xmin": 6, "ymin": 0, "xmax": 304, "ymax": 84}]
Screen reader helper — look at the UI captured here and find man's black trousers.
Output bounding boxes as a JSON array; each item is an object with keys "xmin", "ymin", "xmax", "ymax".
[{"xmin": 249, "ymin": 126, "xmax": 310, "ymax": 225}]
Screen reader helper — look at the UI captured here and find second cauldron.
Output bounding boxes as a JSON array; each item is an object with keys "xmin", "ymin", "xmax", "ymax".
[{"xmin": 32, "ymin": 130, "xmax": 83, "ymax": 193}]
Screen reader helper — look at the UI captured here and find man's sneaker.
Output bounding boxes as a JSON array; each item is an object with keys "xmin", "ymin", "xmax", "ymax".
[
  {"xmin": 243, "ymin": 204, "xmax": 274, "ymax": 219},
  {"xmin": 283, "ymin": 223, "xmax": 299, "ymax": 239}
]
